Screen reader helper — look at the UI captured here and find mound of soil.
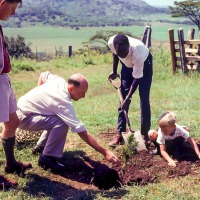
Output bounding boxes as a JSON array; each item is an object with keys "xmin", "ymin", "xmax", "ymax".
[{"xmin": 57, "ymin": 131, "xmax": 200, "ymax": 191}]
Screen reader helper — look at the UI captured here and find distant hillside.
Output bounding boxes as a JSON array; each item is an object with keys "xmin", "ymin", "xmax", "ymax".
[{"xmin": 2, "ymin": 0, "xmax": 168, "ymax": 28}]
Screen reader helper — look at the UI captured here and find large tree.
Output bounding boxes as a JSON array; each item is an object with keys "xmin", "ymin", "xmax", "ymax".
[{"xmin": 169, "ymin": 0, "xmax": 200, "ymax": 38}]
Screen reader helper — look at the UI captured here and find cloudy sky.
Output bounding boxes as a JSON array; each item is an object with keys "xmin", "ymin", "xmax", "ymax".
[{"xmin": 144, "ymin": 0, "xmax": 183, "ymax": 6}]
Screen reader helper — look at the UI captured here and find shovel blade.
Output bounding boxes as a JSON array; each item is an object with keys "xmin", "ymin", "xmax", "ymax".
[{"xmin": 122, "ymin": 130, "xmax": 147, "ymax": 151}]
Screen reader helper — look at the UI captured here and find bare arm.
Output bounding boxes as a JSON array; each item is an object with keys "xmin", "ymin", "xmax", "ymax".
[
  {"xmin": 108, "ymin": 53, "xmax": 119, "ymax": 80},
  {"xmin": 187, "ymin": 137, "xmax": 200, "ymax": 158},
  {"xmin": 125, "ymin": 79, "xmax": 139, "ymax": 100},
  {"xmin": 78, "ymin": 131, "xmax": 121, "ymax": 165},
  {"xmin": 160, "ymin": 144, "xmax": 177, "ymax": 167},
  {"xmin": 37, "ymin": 73, "xmax": 44, "ymax": 86}
]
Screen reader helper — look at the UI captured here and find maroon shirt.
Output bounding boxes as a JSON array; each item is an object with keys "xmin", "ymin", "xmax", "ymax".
[{"xmin": 0, "ymin": 25, "xmax": 11, "ymax": 73}]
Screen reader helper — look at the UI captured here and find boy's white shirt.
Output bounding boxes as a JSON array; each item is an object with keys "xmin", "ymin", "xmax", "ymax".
[{"xmin": 157, "ymin": 123, "xmax": 190, "ymax": 145}]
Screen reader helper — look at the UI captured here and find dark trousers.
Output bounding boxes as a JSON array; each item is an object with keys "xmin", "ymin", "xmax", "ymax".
[
  {"xmin": 155, "ymin": 137, "xmax": 198, "ymax": 161},
  {"xmin": 117, "ymin": 53, "xmax": 153, "ymax": 139}
]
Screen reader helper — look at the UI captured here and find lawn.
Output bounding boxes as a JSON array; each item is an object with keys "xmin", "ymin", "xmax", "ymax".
[
  {"xmin": 3, "ymin": 23, "xmax": 197, "ymax": 53},
  {"xmin": 0, "ymin": 46, "xmax": 200, "ymax": 199}
]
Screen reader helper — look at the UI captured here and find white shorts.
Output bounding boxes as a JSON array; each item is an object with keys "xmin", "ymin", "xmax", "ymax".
[{"xmin": 0, "ymin": 74, "xmax": 17, "ymax": 122}]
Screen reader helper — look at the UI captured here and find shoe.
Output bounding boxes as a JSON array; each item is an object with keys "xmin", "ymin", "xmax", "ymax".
[
  {"xmin": 5, "ymin": 161, "xmax": 32, "ymax": 175},
  {"xmin": 108, "ymin": 134, "xmax": 124, "ymax": 147},
  {"xmin": 32, "ymin": 145, "xmax": 44, "ymax": 155},
  {"xmin": 0, "ymin": 175, "xmax": 18, "ymax": 188},
  {"xmin": 38, "ymin": 155, "xmax": 66, "ymax": 172}
]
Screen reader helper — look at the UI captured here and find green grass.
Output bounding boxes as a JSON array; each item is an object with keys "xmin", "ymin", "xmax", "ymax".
[
  {"xmin": 3, "ymin": 23, "xmax": 197, "ymax": 52},
  {"xmin": 0, "ymin": 47, "xmax": 200, "ymax": 199}
]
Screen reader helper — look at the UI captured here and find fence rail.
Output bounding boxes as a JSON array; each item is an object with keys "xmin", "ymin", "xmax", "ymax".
[{"xmin": 169, "ymin": 28, "xmax": 200, "ymax": 74}]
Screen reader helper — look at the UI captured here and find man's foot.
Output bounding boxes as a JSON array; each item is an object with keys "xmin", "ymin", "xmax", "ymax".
[
  {"xmin": 5, "ymin": 161, "xmax": 32, "ymax": 175},
  {"xmin": 0, "ymin": 175, "xmax": 18, "ymax": 188},
  {"xmin": 38, "ymin": 155, "xmax": 66, "ymax": 172},
  {"xmin": 32, "ymin": 145, "xmax": 44, "ymax": 155},
  {"xmin": 108, "ymin": 134, "xmax": 124, "ymax": 147}
]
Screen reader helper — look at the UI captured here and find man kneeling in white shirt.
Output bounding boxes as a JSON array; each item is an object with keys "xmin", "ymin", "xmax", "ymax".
[{"xmin": 17, "ymin": 71, "xmax": 120, "ymax": 172}]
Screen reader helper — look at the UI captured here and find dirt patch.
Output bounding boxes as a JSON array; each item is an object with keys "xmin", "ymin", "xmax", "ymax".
[
  {"xmin": 100, "ymin": 132, "xmax": 200, "ymax": 187},
  {"xmin": 53, "ymin": 131, "xmax": 200, "ymax": 191},
  {"xmin": 19, "ymin": 129, "xmax": 200, "ymax": 194}
]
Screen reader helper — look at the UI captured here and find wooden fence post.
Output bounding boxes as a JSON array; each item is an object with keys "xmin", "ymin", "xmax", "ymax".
[
  {"xmin": 68, "ymin": 45, "xmax": 72, "ymax": 57},
  {"xmin": 146, "ymin": 26, "xmax": 152, "ymax": 48},
  {"xmin": 35, "ymin": 46, "xmax": 38, "ymax": 61},
  {"xmin": 187, "ymin": 28, "xmax": 195, "ymax": 68},
  {"xmin": 178, "ymin": 28, "xmax": 188, "ymax": 74},
  {"xmin": 188, "ymin": 28, "xmax": 195, "ymax": 40},
  {"xmin": 197, "ymin": 44, "xmax": 200, "ymax": 70},
  {"xmin": 168, "ymin": 29, "xmax": 177, "ymax": 74},
  {"xmin": 141, "ymin": 25, "xmax": 151, "ymax": 48}
]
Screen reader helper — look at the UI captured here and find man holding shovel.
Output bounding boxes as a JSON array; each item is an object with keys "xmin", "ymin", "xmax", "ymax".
[{"xmin": 107, "ymin": 34, "xmax": 153, "ymax": 147}]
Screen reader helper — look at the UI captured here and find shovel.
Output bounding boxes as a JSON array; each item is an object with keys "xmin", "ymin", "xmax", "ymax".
[{"xmin": 109, "ymin": 75, "xmax": 147, "ymax": 151}]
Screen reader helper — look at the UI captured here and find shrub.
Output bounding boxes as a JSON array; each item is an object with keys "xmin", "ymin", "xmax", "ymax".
[{"xmin": 4, "ymin": 35, "xmax": 34, "ymax": 59}]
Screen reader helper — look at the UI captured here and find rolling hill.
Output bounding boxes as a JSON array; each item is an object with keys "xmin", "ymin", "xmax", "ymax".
[{"xmin": 2, "ymin": 0, "xmax": 168, "ymax": 27}]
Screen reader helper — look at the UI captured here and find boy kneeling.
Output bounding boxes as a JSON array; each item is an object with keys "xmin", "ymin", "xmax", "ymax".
[{"xmin": 148, "ymin": 111, "xmax": 200, "ymax": 167}]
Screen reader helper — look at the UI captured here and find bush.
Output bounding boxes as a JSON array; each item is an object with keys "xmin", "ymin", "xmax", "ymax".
[{"xmin": 4, "ymin": 35, "xmax": 34, "ymax": 59}]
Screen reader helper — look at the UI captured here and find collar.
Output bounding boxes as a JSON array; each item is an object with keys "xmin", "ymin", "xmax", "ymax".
[{"xmin": 65, "ymin": 83, "xmax": 72, "ymax": 100}]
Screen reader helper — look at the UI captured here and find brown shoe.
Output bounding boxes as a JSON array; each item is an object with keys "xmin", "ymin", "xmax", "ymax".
[
  {"xmin": 108, "ymin": 134, "xmax": 124, "ymax": 147},
  {"xmin": 5, "ymin": 161, "xmax": 32, "ymax": 175},
  {"xmin": 0, "ymin": 175, "xmax": 18, "ymax": 188}
]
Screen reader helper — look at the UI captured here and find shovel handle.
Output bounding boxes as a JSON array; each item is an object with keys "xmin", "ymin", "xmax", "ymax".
[
  {"xmin": 123, "ymin": 110, "xmax": 134, "ymax": 133},
  {"xmin": 117, "ymin": 88, "xmax": 134, "ymax": 133},
  {"xmin": 109, "ymin": 75, "xmax": 134, "ymax": 133}
]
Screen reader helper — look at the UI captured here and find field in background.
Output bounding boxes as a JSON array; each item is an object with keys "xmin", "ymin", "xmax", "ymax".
[{"xmin": 4, "ymin": 23, "xmax": 196, "ymax": 52}]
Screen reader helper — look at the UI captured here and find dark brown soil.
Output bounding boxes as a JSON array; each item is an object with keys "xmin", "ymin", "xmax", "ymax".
[{"xmin": 56, "ymin": 131, "xmax": 200, "ymax": 191}]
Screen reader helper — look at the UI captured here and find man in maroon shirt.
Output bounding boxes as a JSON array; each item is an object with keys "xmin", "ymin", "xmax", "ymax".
[{"xmin": 0, "ymin": 0, "xmax": 32, "ymax": 188}]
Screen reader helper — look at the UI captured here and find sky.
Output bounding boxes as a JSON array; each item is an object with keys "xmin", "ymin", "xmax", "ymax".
[{"xmin": 143, "ymin": 0, "xmax": 183, "ymax": 6}]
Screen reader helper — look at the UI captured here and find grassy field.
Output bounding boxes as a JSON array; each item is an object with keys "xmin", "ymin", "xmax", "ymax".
[
  {"xmin": 0, "ymin": 47, "xmax": 200, "ymax": 199},
  {"xmin": 3, "ymin": 23, "xmax": 197, "ymax": 52}
]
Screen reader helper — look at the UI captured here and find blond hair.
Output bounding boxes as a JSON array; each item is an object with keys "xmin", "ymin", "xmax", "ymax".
[{"xmin": 158, "ymin": 111, "xmax": 176, "ymax": 127}]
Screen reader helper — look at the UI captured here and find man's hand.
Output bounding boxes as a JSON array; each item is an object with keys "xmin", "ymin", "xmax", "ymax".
[
  {"xmin": 168, "ymin": 160, "xmax": 177, "ymax": 167},
  {"xmin": 104, "ymin": 150, "xmax": 121, "ymax": 166},
  {"xmin": 108, "ymin": 72, "xmax": 118, "ymax": 81}
]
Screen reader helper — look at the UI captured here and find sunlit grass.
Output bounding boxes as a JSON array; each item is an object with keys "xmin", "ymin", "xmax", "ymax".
[{"xmin": 0, "ymin": 47, "xmax": 200, "ymax": 199}]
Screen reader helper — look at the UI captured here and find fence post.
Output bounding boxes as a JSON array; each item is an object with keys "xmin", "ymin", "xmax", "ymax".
[
  {"xmin": 141, "ymin": 25, "xmax": 151, "ymax": 48},
  {"xmin": 188, "ymin": 28, "xmax": 195, "ymax": 40},
  {"xmin": 68, "ymin": 46, "xmax": 72, "ymax": 57},
  {"xmin": 35, "ymin": 46, "xmax": 38, "ymax": 61},
  {"xmin": 187, "ymin": 28, "xmax": 195, "ymax": 68},
  {"xmin": 168, "ymin": 29, "xmax": 177, "ymax": 74},
  {"xmin": 178, "ymin": 28, "xmax": 188, "ymax": 74}
]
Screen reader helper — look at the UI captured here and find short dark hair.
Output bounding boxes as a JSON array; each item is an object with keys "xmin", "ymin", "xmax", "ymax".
[
  {"xmin": 68, "ymin": 78, "xmax": 81, "ymax": 87},
  {"xmin": 113, "ymin": 34, "xmax": 129, "ymax": 47}
]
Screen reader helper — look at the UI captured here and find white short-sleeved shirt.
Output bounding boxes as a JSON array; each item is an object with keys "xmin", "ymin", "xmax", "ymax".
[
  {"xmin": 156, "ymin": 124, "xmax": 190, "ymax": 145},
  {"xmin": 108, "ymin": 35, "xmax": 149, "ymax": 79},
  {"xmin": 17, "ymin": 71, "xmax": 87, "ymax": 133}
]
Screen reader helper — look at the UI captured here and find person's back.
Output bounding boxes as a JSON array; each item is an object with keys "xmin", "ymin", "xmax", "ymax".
[{"xmin": 18, "ymin": 75, "xmax": 68, "ymax": 115}]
